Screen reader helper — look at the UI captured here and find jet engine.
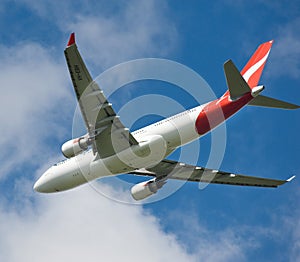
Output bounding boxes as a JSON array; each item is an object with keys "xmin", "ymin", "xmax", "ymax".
[
  {"xmin": 131, "ymin": 179, "xmax": 166, "ymax": 201},
  {"xmin": 61, "ymin": 136, "xmax": 91, "ymax": 158}
]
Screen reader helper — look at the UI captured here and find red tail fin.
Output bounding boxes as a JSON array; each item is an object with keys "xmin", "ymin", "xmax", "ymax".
[{"xmin": 241, "ymin": 40, "xmax": 273, "ymax": 88}]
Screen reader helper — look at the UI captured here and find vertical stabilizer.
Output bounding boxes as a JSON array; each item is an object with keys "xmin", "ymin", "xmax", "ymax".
[{"xmin": 241, "ymin": 40, "xmax": 273, "ymax": 88}]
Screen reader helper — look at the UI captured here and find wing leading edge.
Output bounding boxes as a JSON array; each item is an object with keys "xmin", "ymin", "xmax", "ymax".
[
  {"xmin": 130, "ymin": 159, "xmax": 294, "ymax": 188},
  {"xmin": 64, "ymin": 33, "xmax": 138, "ymax": 158}
]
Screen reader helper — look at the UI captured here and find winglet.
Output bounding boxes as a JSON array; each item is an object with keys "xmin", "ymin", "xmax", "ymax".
[
  {"xmin": 67, "ymin": 33, "xmax": 75, "ymax": 47},
  {"xmin": 287, "ymin": 175, "xmax": 296, "ymax": 182}
]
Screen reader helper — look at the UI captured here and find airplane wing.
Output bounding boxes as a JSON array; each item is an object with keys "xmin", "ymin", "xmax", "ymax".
[
  {"xmin": 130, "ymin": 159, "xmax": 294, "ymax": 188},
  {"xmin": 64, "ymin": 33, "xmax": 138, "ymax": 158}
]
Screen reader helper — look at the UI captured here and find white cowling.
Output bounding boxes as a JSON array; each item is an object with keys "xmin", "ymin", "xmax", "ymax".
[
  {"xmin": 131, "ymin": 179, "xmax": 165, "ymax": 201},
  {"xmin": 61, "ymin": 136, "xmax": 90, "ymax": 158}
]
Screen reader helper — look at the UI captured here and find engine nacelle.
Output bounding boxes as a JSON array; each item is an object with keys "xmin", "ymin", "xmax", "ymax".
[
  {"xmin": 61, "ymin": 136, "xmax": 91, "ymax": 158},
  {"xmin": 131, "ymin": 179, "xmax": 165, "ymax": 201}
]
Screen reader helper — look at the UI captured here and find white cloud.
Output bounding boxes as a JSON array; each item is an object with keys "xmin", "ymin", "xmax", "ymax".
[
  {"xmin": 19, "ymin": 0, "xmax": 178, "ymax": 69},
  {"xmin": 161, "ymin": 209, "xmax": 247, "ymax": 262},
  {"xmin": 66, "ymin": 3, "xmax": 177, "ymax": 69},
  {"xmin": 0, "ymin": 186, "xmax": 198, "ymax": 262},
  {"xmin": 0, "ymin": 42, "xmax": 73, "ymax": 180},
  {"xmin": 268, "ymin": 18, "xmax": 300, "ymax": 79},
  {"xmin": 18, "ymin": 0, "xmax": 124, "ymax": 20}
]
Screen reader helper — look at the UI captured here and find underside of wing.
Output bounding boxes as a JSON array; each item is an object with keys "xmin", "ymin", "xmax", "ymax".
[
  {"xmin": 64, "ymin": 33, "xmax": 138, "ymax": 158},
  {"xmin": 130, "ymin": 159, "xmax": 294, "ymax": 188}
]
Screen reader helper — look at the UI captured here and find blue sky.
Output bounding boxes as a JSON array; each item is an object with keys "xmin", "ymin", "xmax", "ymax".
[{"xmin": 0, "ymin": 1, "xmax": 300, "ymax": 261}]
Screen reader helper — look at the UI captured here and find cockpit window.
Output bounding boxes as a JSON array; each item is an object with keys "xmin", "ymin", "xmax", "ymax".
[{"xmin": 53, "ymin": 159, "xmax": 68, "ymax": 166}]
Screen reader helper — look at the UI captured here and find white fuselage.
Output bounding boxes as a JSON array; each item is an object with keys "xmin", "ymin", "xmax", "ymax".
[{"xmin": 33, "ymin": 105, "xmax": 204, "ymax": 193}]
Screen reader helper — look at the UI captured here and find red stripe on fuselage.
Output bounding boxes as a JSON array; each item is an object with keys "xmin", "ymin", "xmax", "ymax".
[{"xmin": 195, "ymin": 92, "xmax": 253, "ymax": 135}]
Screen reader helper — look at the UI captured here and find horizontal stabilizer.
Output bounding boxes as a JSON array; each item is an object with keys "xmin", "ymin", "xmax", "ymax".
[
  {"xmin": 224, "ymin": 60, "xmax": 251, "ymax": 100},
  {"xmin": 248, "ymin": 95, "xmax": 300, "ymax": 109}
]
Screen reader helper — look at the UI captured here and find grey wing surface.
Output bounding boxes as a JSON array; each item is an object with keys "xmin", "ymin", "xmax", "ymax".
[
  {"xmin": 130, "ymin": 159, "xmax": 294, "ymax": 188},
  {"xmin": 64, "ymin": 33, "xmax": 138, "ymax": 158}
]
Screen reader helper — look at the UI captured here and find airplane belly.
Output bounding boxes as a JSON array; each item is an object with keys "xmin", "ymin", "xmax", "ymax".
[
  {"xmin": 91, "ymin": 135, "xmax": 167, "ymax": 175},
  {"xmin": 53, "ymin": 172, "xmax": 87, "ymax": 191},
  {"xmin": 154, "ymin": 110, "xmax": 201, "ymax": 149}
]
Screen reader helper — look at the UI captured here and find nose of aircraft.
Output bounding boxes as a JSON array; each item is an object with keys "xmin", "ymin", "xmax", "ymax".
[
  {"xmin": 33, "ymin": 178, "xmax": 43, "ymax": 192},
  {"xmin": 33, "ymin": 173, "xmax": 53, "ymax": 193}
]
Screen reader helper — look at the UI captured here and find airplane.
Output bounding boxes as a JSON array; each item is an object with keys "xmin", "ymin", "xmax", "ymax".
[{"xmin": 33, "ymin": 33, "xmax": 299, "ymax": 200}]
